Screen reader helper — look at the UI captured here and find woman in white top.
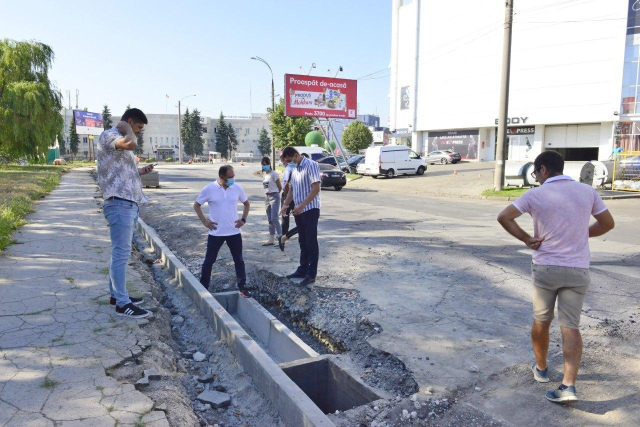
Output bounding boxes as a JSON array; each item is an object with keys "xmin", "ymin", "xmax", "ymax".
[{"xmin": 261, "ymin": 157, "xmax": 283, "ymax": 246}]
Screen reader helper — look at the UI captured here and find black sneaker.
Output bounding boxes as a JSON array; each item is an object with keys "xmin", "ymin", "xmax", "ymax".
[
  {"xmin": 115, "ymin": 303, "xmax": 150, "ymax": 319},
  {"xmin": 110, "ymin": 296, "xmax": 144, "ymax": 306}
]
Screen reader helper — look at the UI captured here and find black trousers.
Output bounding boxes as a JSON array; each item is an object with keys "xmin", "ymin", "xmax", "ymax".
[
  {"xmin": 200, "ymin": 234, "xmax": 246, "ymax": 290},
  {"xmin": 293, "ymin": 208, "xmax": 320, "ymax": 278}
]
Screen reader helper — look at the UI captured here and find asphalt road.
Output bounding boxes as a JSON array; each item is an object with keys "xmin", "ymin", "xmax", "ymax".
[{"xmin": 141, "ymin": 163, "xmax": 640, "ymax": 426}]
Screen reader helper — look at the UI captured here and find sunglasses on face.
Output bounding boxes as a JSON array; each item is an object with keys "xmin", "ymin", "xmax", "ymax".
[{"xmin": 531, "ymin": 167, "xmax": 541, "ymax": 179}]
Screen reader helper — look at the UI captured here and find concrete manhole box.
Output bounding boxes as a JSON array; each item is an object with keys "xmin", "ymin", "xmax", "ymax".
[{"xmin": 279, "ymin": 356, "xmax": 380, "ymax": 414}]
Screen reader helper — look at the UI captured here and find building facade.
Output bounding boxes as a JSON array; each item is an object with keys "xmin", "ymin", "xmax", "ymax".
[
  {"xmin": 390, "ymin": 0, "xmax": 635, "ymax": 162},
  {"xmin": 61, "ymin": 109, "xmax": 271, "ymax": 161}
]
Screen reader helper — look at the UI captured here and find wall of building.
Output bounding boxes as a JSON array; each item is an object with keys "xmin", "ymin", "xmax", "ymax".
[{"xmin": 390, "ymin": 0, "xmax": 629, "ymax": 160}]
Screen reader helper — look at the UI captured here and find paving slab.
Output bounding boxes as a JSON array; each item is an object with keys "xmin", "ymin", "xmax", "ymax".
[{"xmin": 0, "ymin": 169, "xmax": 167, "ymax": 426}]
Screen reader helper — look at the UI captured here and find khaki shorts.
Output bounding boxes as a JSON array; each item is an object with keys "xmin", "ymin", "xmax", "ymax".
[{"xmin": 531, "ymin": 264, "xmax": 590, "ymax": 329}]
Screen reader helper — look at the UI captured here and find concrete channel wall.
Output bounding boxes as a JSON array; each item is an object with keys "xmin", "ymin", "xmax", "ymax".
[{"xmin": 136, "ymin": 219, "xmax": 335, "ymax": 427}]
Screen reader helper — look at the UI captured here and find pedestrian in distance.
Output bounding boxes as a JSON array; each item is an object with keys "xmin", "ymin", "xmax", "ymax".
[
  {"xmin": 497, "ymin": 150, "xmax": 615, "ymax": 404},
  {"xmin": 260, "ymin": 157, "xmax": 283, "ymax": 246},
  {"xmin": 194, "ymin": 165, "xmax": 252, "ymax": 298},
  {"xmin": 97, "ymin": 108, "xmax": 153, "ymax": 319},
  {"xmin": 279, "ymin": 147, "xmax": 321, "ymax": 286},
  {"xmin": 278, "ymin": 156, "xmax": 299, "ymax": 251}
]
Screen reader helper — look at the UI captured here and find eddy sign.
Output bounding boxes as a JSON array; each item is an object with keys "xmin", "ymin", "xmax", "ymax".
[{"xmin": 285, "ymin": 74, "xmax": 357, "ymax": 119}]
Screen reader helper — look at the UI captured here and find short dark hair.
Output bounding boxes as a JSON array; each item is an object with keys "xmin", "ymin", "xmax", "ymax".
[
  {"xmin": 301, "ymin": 153, "xmax": 310, "ymax": 158},
  {"xmin": 121, "ymin": 108, "xmax": 148, "ymax": 125},
  {"xmin": 534, "ymin": 151, "xmax": 564, "ymax": 174},
  {"xmin": 218, "ymin": 165, "xmax": 234, "ymax": 178},
  {"xmin": 261, "ymin": 156, "xmax": 270, "ymax": 165},
  {"xmin": 281, "ymin": 146, "xmax": 299, "ymax": 158}
]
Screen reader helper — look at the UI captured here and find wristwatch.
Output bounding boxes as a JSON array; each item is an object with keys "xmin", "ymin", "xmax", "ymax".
[{"xmin": 240, "ymin": 217, "xmax": 247, "ymax": 223}]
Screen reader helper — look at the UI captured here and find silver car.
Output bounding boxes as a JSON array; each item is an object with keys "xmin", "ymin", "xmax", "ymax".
[{"xmin": 426, "ymin": 150, "xmax": 461, "ymax": 165}]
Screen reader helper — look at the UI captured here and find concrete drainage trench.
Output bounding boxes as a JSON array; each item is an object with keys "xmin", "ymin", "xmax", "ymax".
[{"xmin": 136, "ymin": 219, "xmax": 433, "ymax": 426}]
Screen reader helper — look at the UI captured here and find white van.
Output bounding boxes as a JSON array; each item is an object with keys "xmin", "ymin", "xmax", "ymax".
[{"xmin": 363, "ymin": 145, "xmax": 426, "ymax": 178}]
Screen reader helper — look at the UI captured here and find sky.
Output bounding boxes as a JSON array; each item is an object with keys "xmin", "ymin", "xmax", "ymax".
[{"xmin": 1, "ymin": 0, "xmax": 392, "ymax": 123}]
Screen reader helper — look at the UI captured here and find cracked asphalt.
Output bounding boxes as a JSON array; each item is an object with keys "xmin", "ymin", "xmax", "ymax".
[
  {"xmin": 0, "ymin": 169, "xmax": 168, "ymax": 427},
  {"xmin": 139, "ymin": 163, "xmax": 639, "ymax": 426}
]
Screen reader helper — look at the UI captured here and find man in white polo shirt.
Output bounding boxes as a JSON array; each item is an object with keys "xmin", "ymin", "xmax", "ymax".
[
  {"xmin": 194, "ymin": 165, "xmax": 251, "ymax": 297},
  {"xmin": 497, "ymin": 151, "xmax": 614, "ymax": 404}
]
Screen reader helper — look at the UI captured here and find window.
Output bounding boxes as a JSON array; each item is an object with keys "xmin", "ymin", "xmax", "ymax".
[
  {"xmin": 149, "ymin": 137, "xmax": 152, "ymax": 144},
  {"xmin": 83, "ymin": 137, "xmax": 87, "ymax": 144},
  {"xmin": 245, "ymin": 128, "xmax": 250, "ymax": 135},
  {"xmin": 202, "ymin": 127, "xmax": 208, "ymax": 133},
  {"xmin": 235, "ymin": 128, "xmax": 241, "ymax": 134},
  {"xmin": 621, "ymin": 43, "xmax": 640, "ymax": 114}
]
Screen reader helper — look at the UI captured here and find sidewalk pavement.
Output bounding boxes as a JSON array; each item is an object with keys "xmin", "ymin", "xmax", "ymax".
[{"xmin": 0, "ymin": 169, "xmax": 168, "ymax": 426}]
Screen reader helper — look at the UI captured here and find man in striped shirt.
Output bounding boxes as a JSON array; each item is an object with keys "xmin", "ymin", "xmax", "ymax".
[{"xmin": 280, "ymin": 147, "xmax": 321, "ymax": 286}]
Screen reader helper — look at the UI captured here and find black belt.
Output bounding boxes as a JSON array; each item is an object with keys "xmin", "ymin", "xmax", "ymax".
[{"xmin": 106, "ymin": 196, "xmax": 135, "ymax": 203}]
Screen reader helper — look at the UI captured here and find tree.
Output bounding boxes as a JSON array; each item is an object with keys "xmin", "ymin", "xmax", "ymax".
[
  {"xmin": 257, "ymin": 127, "xmax": 271, "ymax": 156},
  {"xmin": 342, "ymin": 121, "xmax": 373, "ymax": 153},
  {"xmin": 215, "ymin": 112, "xmax": 229, "ymax": 158},
  {"xmin": 226, "ymin": 123, "xmax": 238, "ymax": 160},
  {"xmin": 180, "ymin": 108, "xmax": 191, "ymax": 158},
  {"xmin": 188, "ymin": 109, "xmax": 204, "ymax": 156},
  {"xmin": 268, "ymin": 98, "xmax": 313, "ymax": 149},
  {"xmin": 102, "ymin": 104, "xmax": 112, "ymax": 129},
  {"xmin": 0, "ymin": 39, "xmax": 63, "ymax": 160},
  {"xmin": 134, "ymin": 130, "xmax": 144, "ymax": 155},
  {"xmin": 58, "ymin": 130, "xmax": 66, "ymax": 155},
  {"xmin": 68, "ymin": 121, "xmax": 79, "ymax": 158}
]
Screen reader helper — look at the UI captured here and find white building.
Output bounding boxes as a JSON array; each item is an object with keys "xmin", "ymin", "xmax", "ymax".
[
  {"xmin": 390, "ymin": 0, "xmax": 637, "ymax": 162},
  {"xmin": 61, "ymin": 108, "xmax": 271, "ymax": 161}
]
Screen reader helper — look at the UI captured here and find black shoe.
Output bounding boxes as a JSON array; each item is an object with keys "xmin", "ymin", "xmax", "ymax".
[
  {"xmin": 239, "ymin": 289, "xmax": 253, "ymax": 298},
  {"xmin": 299, "ymin": 277, "xmax": 316, "ymax": 287},
  {"xmin": 115, "ymin": 303, "xmax": 150, "ymax": 319},
  {"xmin": 278, "ymin": 236, "xmax": 285, "ymax": 251},
  {"xmin": 110, "ymin": 296, "xmax": 144, "ymax": 306},
  {"xmin": 286, "ymin": 271, "xmax": 306, "ymax": 279}
]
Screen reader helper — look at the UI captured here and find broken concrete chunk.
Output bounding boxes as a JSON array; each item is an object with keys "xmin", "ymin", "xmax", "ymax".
[
  {"xmin": 193, "ymin": 352, "xmax": 206, "ymax": 362},
  {"xmin": 196, "ymin": 390, "xmax": 231, "ymax": 408},
  {"xmin": 172, "ymin": 315, "xmax": 184, "ymax": 324},
  {"xmin": 135, "ymin": 377, "xmax": 150, "ymax": 390},
  {"xmin": 156, "ymin": 403, "xmax": 167, "ymax": 412},
  {"xmin": 144, "ymin": 368, "xmax": 162, "ymax": 381},
  {"xmin": 198, "ymin": 374, "xmax": 215, "ymax": 383},
  {"xmin": 469, "ymin": 365, "xmax": 480, "ymax": 373}
]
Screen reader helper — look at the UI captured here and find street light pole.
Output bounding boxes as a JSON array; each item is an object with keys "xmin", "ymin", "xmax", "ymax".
[
  {"xmin": 251, "ymin": 56, "xmax": 276, "ymax": 169},
  {"xmin": 177, "ymin": 94, "xmax": 196, "ymax": 164}
]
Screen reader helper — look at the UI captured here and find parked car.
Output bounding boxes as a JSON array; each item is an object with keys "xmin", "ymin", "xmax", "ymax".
[
  {"xmin": 317, "ymin": 155, "xmax": 350, "ymax": 171},
  {"xmin": 426, "ymin": 150, "xmax": 461, "ymax": 164},
  {"xmin": 362, "ymin": 145, "xmax": 426, "ymax": 178},
  {"xmin": 346, "ymin": 155, "xmax": 365, "ymax": 172},
  {"xmin": 319, "ymin": 163, "xmax": 347, "ymax": 190},
  {"xmin": 289, "ymin": 146, "xmax": 330, "ymax": 162}
]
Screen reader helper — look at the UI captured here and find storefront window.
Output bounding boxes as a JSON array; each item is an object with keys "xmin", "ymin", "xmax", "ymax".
[{"xmin": 614, "ymin": 122, "xmax": 640, "ymax": 152}]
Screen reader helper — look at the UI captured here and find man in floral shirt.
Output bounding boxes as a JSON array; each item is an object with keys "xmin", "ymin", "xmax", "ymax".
[{"xmin": 97, "ymin": 108, "xmax": 153, "ymax": 318}]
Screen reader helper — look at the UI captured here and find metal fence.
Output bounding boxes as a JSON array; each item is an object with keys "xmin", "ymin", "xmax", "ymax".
[{"xmin": 612, "ymin": 151, "xmax": 640, "ymax": 192}]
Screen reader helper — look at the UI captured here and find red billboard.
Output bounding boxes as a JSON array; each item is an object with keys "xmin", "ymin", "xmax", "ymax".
[{"xmin": 284, "ymin": 74, "xmax": 357, "ymax": 119}]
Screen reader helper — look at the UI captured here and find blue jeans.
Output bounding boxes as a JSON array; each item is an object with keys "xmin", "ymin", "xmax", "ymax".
[
  {"xmin": 103, "ymin": 198, "xmax": 139, "ymax": 307},
  {"xmin": 265, "ymin": 193, "xmax": 282, "ymax": 237}
]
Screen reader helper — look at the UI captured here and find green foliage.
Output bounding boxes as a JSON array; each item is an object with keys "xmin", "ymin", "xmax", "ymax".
[
  {"xmin": 0, "ymin": 39, "xmax": 63, "ymax": 160},
  {"xmin": 102, "ymin": 104, "xmax": 112, "ymax": 129},
  {"xmin": 257, "ymin": 127, "xmax": 271, "ymax": 156},
  {"xmin": 134, "ymin": 130, "xmax": 144, "ymax": 155},
  {"xmin": 165, "ymin": 157, "xmax": 174, "ymax": 162},
  {"xmin": 180, "ymin": 108, "xmax": 191, "ymax": 153},
  {"xmin": 68, "ymin": 122, "xmax": 79, "ymax": 156},
  {"xmin": 186, "ymin": 109, "xmax": 204, "ymax": 156},
  {"xmin": 145, "ymin": 158, "xmax": 155, "ymax": 163},
  {"xmin": 342, "ymin": 121, "xmax": 373, "ymax": 153},
  {"xmin": 226, "ymin": 123, "xmax": 237, "ymax": 159},
  {"xmin": 58, "ymin": 130, "xmax": 65, "ymax": 155},
  {"xmin": 268, "ymin": 98, "xmax": 313, "ymax": 149},
  {"xmin": 215, "ymin": 112, "xmax": 229, "ymax": 158}
]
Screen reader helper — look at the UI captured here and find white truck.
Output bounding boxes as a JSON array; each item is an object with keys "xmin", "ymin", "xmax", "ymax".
[{"xmin": 362, "ymin": 145, "xmax": 426, "ymax": 178}]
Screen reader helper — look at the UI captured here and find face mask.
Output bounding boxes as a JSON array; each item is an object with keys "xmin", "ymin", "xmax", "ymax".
[
  {"xmin": 262, "ymin": 165, "xmax": 271, "ymax": 171},
  {"xmin": 225, "ymin": 178, "xmax": 235, "ymax": 186},
  {"xmin": 288, "ymin": 162, "xmax": 298, "ymax": 169}
]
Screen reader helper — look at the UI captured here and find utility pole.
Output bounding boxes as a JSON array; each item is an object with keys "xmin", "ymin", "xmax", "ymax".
[
  {"xmin": 178, "ymin": 100, "xmax": 182, "ymax": 164},
  {"xmin": 271, "ymin": 77, "xmax": 275, "ymax": 169},
  {"xmin": 494, "ymin": 0, "xmax": 514, "ymax": 191},
  {"xmin": 75, "ymin": 89, "xmax": 79, "ymax": 109}
]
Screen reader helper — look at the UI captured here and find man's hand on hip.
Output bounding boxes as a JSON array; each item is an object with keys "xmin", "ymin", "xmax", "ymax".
[
  {"xmin": 234, "ymin": 219, "xmax": 245, "ymax": 229},
  {"xmin": 202, "ymin": 220, "xmax": 217, "ymax": 230},
  {"xmin": 292, "ymin": 205, "xmax": 304, "ymax": 216},
  {"xmin": 525, "ymin": 236, "xmax": 544, "ymax": 251}
]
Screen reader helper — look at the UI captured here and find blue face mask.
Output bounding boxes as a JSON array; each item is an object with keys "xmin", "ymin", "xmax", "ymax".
[
  {"xmin": 262, "ymin": 165, "xmax": 271, "ymax": 171},
  {"xmin": 288, "ymin": 162, "xmax": 298, "ymax": 169},
  {"xmin": 225, "ymin": 178, "xmax": 235, "ymax": 186}
]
